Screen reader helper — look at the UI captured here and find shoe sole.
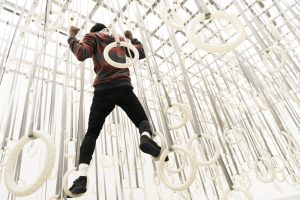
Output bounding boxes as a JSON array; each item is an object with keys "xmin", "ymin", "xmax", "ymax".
[
  {"xmin": 69, "ymin": 187, "xmax": 87, "ymax": 196},
  {"xmin": 139, "ymin": 142, "xmax": 160, "ymax": 158}
]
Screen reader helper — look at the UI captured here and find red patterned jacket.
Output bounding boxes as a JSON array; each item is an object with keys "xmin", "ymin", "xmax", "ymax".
[{"xmin": 68, "ymin": 31, "xmax": 145, "ymax": 90}]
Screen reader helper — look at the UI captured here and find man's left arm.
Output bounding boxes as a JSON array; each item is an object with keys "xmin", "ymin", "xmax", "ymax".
[{"xmin": 124, "ymin": 30, "xmax": 145, "ymax": 60}]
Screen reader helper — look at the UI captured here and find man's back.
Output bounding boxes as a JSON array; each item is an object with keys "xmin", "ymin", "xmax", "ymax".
[{"xmin": 68, "ymin": 30, "xmax": 144, "ymax": 90}]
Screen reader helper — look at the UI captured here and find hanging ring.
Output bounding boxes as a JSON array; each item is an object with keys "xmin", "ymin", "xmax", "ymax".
[
  {"xmin": 233, "ymin": 173, "xmax": 251, "ymax": 190},
  {"xmin": 262, "ymin": 45, "xmax": 287, "ymax": 73},
  {"xmin": 254, "ymin": 158, "xmax": 275, "ymax": 183},
  {"xmin": 277, "ymin": 131, "xmax": 293, "ymax": 149},
  {"xmin": 204, "ymin": 163, "xmax": 223, "ymax": 180},
  {"xmin": 157, "ymin": 145, "xmax": 197, "ymax": 191},
  {"xmin": 270, "ymin": 155, "xmax": 285, "ymax": 172},
  {"xmin": 188, "ymin": 11, "xmax": 246, "ymax": 53},
  {"xmin": 223, "ymin": 127, "xmax": 244, "ymax": 144},
  {"xmin": 103, "ymin": 41, "xmax": 139, "ymax": 68},
  {"xmin": 106, "ymin": 122, "xmax": 121, "ymax": 137},
  {"xmin": 165, "ymin": 103, "xmax": 191, "ymax": 130},
  {"xmin": 4, "ymin": 131, "xmax": 56, "ymax": 196},
  {"xmin": 62, "ymin": 168, "xmax": 89, "ymax": 198},
  {"xmin": 158, "ymin": 7, "xmax": 184, "ymax": 30},
  {"xmin": 187, "ymin": 134, "xmax": 220, "ymax": 166},
  {"xmin": 163, "ymin": 151, "xmax": 186, "ymax": 173},
  {"xmin": 275, "ymin": 171, "xmax": 286, "ymax": 182},
  {"xmin": 35, "ymin": 11, "xmax": 65, "ymax": 32}
]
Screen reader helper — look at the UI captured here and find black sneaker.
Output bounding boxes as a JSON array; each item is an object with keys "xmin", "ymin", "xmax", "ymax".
[
  {"xmin": 139, "ymin": 135, "xmax": 169, "ymax": 161},
  {"xmin": 67, "ymin": 176, "xmax": 87, "ymax": 198}
]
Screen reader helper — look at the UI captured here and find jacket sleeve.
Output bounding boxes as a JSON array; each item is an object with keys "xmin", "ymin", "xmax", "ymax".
[
  {"xmin": 67, "ymin": 33, "xmax": 97, "ymax": 61},
  {"xmin": 125, "ymin": 38, "xmax": 145, "ymax": 60}
]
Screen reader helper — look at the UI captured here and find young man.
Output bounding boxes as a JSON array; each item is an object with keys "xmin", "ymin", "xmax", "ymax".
[{"xmin": 67, "ymin": 23, "xmax": 166, "ymax": 196}]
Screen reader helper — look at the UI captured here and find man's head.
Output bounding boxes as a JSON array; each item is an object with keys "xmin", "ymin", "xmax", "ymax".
[{"xmin": 90, "ymin": 23, "xmax": 107, "ymax": 32}]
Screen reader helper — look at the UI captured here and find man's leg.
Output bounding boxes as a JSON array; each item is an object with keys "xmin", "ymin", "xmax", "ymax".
[
  {"xmin": 79, "ymin": 93, "xmax": 115, "ymax": 164},
  {"xmin": 68, "ymin": 90, "xmax": 115, "ymax": 196},
  {"xmin": 116, "ymin": 88, "xmax": 165, "ymax": 159}
]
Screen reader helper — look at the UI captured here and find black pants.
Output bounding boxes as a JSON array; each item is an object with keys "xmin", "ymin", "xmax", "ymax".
[{"xmin": 79, "ymin": 86, "xmax": 152, "ymax": 164}]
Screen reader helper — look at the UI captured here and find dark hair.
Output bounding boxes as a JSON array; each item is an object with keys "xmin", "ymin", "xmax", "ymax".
[{"xmin": 90, "ymin": 23, "xmax": 107, "ymax": 32}]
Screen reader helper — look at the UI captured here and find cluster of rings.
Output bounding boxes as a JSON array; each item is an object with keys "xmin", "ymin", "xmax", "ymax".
[
  {"xmin": 165, "ymin": 103, "xmax": 192, "ymax": 130},
  {"xmin": 35, "ymin": 11, "xmax": 65, "ymax": 31}
]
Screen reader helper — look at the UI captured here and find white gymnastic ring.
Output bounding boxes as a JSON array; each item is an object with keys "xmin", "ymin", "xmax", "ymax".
[
  {"xmin": 286, "ymin": 174, "xmax": 300, "ymax": 186},
  {"xmin": 204, "ymin": 163, "xmax": 223, "ymax": 180},
  {"xmin": 187, "ymin": 134, "xmax": 220, "ymax": 166},
  {"xmin": 62, "ymin": 168, "xmax": 89, "ymax": 198},
  {"xmin": 129, "ymin": 187, "xmax": 146, "ymax": 200},
  {"xmin": 257, "ymin": 148, "xmax": 271, "ymax": 160},
  {"xmin": 278, "ymin": 131, "xmax": 293, "ymax": 150},
  {"xmin": 158, "ymin": 8, "xmax": 184, "ymax": 30},
  {"xmin": 233, "ymin": 173, "xmax": 251, "ymax": 190},
  {"xmin": 241, "ymin": 161, "xmax": 253, "ymax": 172},
  {"xmin": 188, "ymin": 11, "xmax": 246, "ymax": 53},
  {"xmin": 224, "ymin": 186, "xmax": 253, "ymax": 200},
  {"xmin": 163, "ymin": 151, "xmax": 186, "ymax": 173},
  {"xmin": 106, "ymin": 122, "xmax": 121, "ymax": 137},
  {"xmin": 262, "ymin": 45, "xmax": 287, "ymax": 73},
  {"xmin": 157, "ymin": 145, "xmax": 197, "ymax": 191},
  {"xmin": 179, "ymin": 190, "xmax": 190, "ymax": 200},
  {"xmin": 254, "ymin": 159, "xmax": 275, "ymax": 183},
  {"xmin": 270, "ymin": 156, "xmax": 285, "ymax": 172},
  {"xmin": 4, "ymin": 131, "xmax": 56, "ymax": 196},
  {"xmin": 223, "ymin": 127, "xmax": 244, "ymax": 144},
  {"xmin": 165, "ymin": 103, "xmax": 191, "ymax": 130},
  {"xmin": 35, "ymin": 11, "xmax": 65, "ymax": 31},
  {"xmin": 153, "ymin": 132, "xmax": 167, "ymax": 162},
  {"xmin": 103, "ymin": 41, "xmax": 139, "ymax": 68}
]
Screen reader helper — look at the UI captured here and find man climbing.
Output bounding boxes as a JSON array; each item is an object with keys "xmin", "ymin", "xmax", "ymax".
[{"xmin": 66, "ymin": 23, "xmax": 167, "ymax": 196}]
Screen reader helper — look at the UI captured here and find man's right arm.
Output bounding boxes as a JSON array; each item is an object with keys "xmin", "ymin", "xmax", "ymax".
[{"xmin": 68, "ymin": 33, "xmax": 97, "ymax": 61}]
